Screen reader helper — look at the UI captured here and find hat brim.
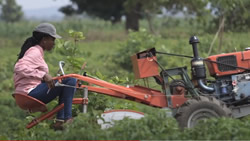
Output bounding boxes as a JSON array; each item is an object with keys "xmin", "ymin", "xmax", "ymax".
[{"xmin": 51, "ymin": 34, "xmax": 62, "ymax": 39}]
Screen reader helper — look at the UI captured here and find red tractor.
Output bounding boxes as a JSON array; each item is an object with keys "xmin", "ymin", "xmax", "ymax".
[{"xmin": 13, "ymin": 36, "xmax": 250, "ymax": 129}]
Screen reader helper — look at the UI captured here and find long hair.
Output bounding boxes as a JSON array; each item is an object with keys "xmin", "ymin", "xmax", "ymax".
[{"xmin": 17, "ymin": 31, "xmax": 51, "ymax": 60}]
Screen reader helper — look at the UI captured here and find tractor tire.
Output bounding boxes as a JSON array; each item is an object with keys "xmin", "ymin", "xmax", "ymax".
[{"xmin": 175, "ymin": 96, "xmax": 231, "ymax": 128}]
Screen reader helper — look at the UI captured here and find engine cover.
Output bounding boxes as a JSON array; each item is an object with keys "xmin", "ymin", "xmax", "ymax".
[{"xmin": 206, "ymin": 50, "xmax": 250, "ymax": 77}]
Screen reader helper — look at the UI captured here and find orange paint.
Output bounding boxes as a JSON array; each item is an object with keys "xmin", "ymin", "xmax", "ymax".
[{"xmin": 206, "ymin": 50, "xmax": 250, "ymax": 77}]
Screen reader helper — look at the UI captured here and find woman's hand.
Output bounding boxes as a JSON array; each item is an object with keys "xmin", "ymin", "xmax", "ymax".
[{"xmin": 43, "ymin": 73, "xmax": 55, "ymax": 89}]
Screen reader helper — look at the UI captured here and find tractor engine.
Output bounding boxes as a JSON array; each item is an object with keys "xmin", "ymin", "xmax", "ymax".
[
  {"xmin": 206, "ymin": 49, "xmax": 250, "ymax": 103},
  {"xmin": 190, "ymin": 36, "xmax": 250, "ymax": 105}
]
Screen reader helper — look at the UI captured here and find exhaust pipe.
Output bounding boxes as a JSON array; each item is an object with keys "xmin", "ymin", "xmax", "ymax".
[
  {"xmin": 189, "ymin": 36, "xmax": 215, "ymax": 93},
  {"xmin": 197, "ymin": 79, "xmax": 215, "ymax": 92}
]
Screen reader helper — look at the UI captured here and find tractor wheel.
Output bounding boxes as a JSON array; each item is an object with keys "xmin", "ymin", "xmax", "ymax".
[{"xmin": 175, "ymin": 96, "xmax": 231, "ymax": 128}]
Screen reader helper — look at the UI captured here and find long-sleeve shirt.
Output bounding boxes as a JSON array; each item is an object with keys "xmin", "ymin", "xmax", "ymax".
[{"xmin": 14, "ymin": 45, "xmax": 49, "ymax": 94}]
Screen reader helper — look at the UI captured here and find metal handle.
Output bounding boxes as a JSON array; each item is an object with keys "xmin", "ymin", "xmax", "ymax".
[{"xmin": 59, "ymin": 61, "xmax": 65, "ymax": 75}]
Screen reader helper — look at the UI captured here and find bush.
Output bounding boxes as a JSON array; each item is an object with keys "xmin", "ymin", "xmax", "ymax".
[{"xmin": 113, "ymin": 28, "xmax": 159, "ymax": 72}]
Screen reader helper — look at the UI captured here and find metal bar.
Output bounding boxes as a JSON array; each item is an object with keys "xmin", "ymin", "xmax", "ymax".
[
  {"xmin": 83, "ymin": 87, "xmax": 88, "ymax": 113},
  {"xmin": 55, "ymin": 74, "xmax": 151, "ymax": 101},
  {"xmin": 156, "ymin": 51, "xmax": 193, "ymax": 58},
  {"xmin": 204, "ymin": 59, "xmax": 250, "ymax": 71},
  {"xmin": 26, "ymin": 103, "xmax": 64, "ymax": 129},
  {"xmin": 156, "ymin": 51, "xmax": 250, "ymax": 71}
]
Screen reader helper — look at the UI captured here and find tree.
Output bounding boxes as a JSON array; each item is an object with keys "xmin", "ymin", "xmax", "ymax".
[
  {"xmin": 209, "ymin": 0, "xmax": 250, "ymax": 32},
  {"xmin": 123, "ymin": 0, "xmax": 142, "ymax": 31},
  {"xmin": 123, "ymin": 0, "xmax": 167, "ymax": 32},
  {"xmin": 60, "ymin": 0, "xmax": 250, "ymax": 32},
  {"xmin": 60, "ymin": 0, "xmax": 165, "ymax": 31},
  {"xmin": 60, "ymin": 0, "xmax": 126, "ymax": 24},
  {"xmin": 163, "ymin": 0, "xmax": 250, "ymax": 32},
  {"xmin": 1, "ymin": 0, "xmax": 23, "ymax": 22},
  {"xmin": 59, "ymin": 0, "xmax": 210, "ymax": 31}
]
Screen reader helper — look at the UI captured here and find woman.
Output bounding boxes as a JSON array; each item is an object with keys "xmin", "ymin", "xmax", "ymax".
[{"xmin": 14, "ymin": 23, "xmax": 76, "ymax": 129}]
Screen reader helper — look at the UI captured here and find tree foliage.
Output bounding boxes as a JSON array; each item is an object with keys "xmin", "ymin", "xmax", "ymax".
[
  {"xmin": 60, "ymin": 0, "xmax": 125, "ymax": 24},
  {"xmin": 60, "ymin": 0, "xmax": 250, "ymax": 32},
  {"xmin": 157, "ymin": 0, "xmax": 250, "ymax": 32},
  {"xmin": 0, "ymin": 0, "xmax": 23, "ymax": 22},
  {"xmin": 209, "ymin": 0, "xmax": 250, "ymax": 31},
  {"xmin": 60, "ymin": 0, "xmax": 166, "ymax": 31}
]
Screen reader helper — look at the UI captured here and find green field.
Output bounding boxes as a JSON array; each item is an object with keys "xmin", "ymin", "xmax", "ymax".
[{"xmin": 1, "ymin": 18, "xmax": 250, "ymax": 140}]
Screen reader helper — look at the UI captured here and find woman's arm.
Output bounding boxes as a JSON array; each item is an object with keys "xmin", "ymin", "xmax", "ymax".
[{"xmin": 14, "ymin": 47, "xmax": 48, "ymax": 80}]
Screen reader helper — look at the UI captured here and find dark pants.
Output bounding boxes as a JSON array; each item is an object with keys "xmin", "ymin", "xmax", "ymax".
[{"xmin": 29, "ymin": 78, "xmax": 77, "ymax": 120}]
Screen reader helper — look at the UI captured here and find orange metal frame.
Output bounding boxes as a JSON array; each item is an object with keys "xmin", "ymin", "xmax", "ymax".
[
  {"xmin": 19, "ymin": 73, "xmax": 187, "ymax": 129},
  {"xmin": 54, "ymin": 74, "xmax": 187, "ymax": 109},
  {"xmin": 55, "ymin": 74, "xmax": 168, "ymax": 108}
]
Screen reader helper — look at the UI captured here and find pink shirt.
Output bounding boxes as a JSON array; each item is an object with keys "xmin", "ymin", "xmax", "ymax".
[{"xmin": 14, "ymin": 45, "xmax": 49, "ymax": 94}]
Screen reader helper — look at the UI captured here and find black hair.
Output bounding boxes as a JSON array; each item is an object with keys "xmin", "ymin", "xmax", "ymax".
[{"xmin": 17, "ymin": 31, "xmax": 51, "ymax": 60}]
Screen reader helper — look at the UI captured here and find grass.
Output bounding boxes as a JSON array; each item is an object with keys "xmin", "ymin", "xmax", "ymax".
[{"xmin": 77, "ymin": 40, "xmax": 122, "ymax": 74}]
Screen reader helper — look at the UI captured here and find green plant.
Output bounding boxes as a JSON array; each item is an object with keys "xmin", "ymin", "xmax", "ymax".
[
  {"xmin": 54, "ymin": 29, "xmax": 87, "ymax": 73},
  {"xmin": 113, "ymin": 28, "xmax": 159, "ymax": 72}
]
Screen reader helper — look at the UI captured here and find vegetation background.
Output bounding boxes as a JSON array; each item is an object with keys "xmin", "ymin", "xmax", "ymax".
[{"xmin": 1, "ymin": 0, "xmax": 250, "ymax": 140}]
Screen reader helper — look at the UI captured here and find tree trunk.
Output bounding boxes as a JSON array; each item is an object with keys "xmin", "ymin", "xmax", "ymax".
[
  {"xmin": 145, "ymin": 10, "xmax": 155, "ymax": 34},
  {"xmin": 125, "ymin": 3, "xmax": 141, "ymax": 31}
]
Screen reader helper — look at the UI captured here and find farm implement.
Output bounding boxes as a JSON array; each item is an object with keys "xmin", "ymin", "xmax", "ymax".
[{"xmin": 13, "ymin": 36, "xmax": 250, "ymax": 129}]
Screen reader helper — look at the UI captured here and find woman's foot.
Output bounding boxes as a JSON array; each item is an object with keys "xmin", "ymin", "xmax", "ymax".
[
  {"xmin": 64, "ymin": 117, "xmax": 74, "ymax": 124},
  {"xmin": 51, "ymin": 118, "xmax": 73, "ymax": 130},
  {"xmin": 52, "ymin": 119, "xmax": 64, "ymax": 130}
]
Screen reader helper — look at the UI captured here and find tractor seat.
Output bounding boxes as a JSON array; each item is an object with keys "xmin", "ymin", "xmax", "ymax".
[{"xmin": 13, "ymin": 93, "xmax": 47, "ymax": 113}]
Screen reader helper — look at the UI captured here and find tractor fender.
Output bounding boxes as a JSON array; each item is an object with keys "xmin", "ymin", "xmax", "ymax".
[{"xmin": 97, "ymin": 109, "xmax": 144, "ymax": 129}]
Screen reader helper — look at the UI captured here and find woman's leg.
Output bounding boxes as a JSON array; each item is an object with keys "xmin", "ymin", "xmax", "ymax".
[
  {"xmin": 29, "ymin": 82, "xmax": 65, "ymax": 119},
  {"xmin": 28, "ymin": 82, "xmax": 61, "ymax": 104},
  {"xmin": 29, "ymin": 77, "xmax": 77, "ymax": 120},
  {"xmin": 59, "ymin": 78, "xmax": 77, "ymax": 120}
]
